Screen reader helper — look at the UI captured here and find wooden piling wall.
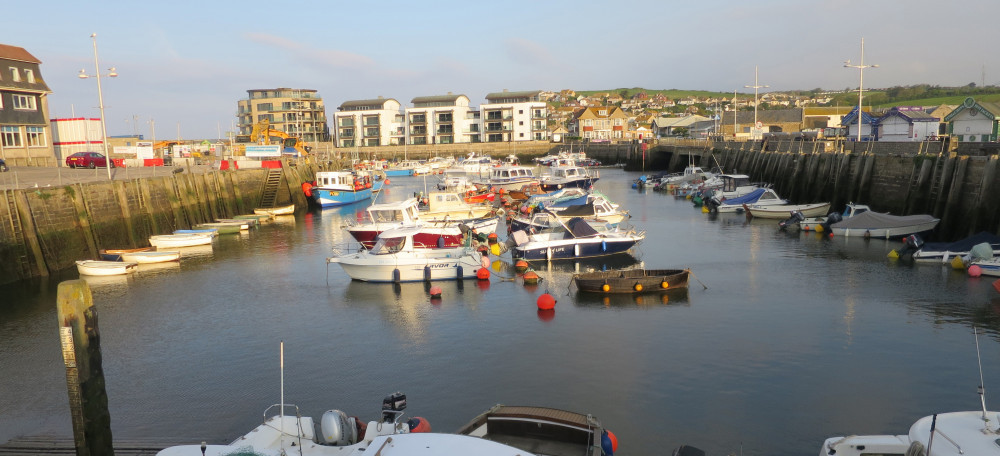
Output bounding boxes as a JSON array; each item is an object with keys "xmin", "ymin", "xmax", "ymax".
[
  {"xmin": 628, "ymin": 140, "xmax": 1000, "ymax": 240},
  {"xmin": 0, "ymin": 168, "xmax": 280, "ymax": 285}
]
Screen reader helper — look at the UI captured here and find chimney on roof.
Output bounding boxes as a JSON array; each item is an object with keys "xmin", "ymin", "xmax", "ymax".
[
  {"xmin": 448, "ymin": 92, "xmax": 453, "ymax": 95},
  {"xmin": 378, "ymin": 96, "xmax": 383, "ymax": 99}
]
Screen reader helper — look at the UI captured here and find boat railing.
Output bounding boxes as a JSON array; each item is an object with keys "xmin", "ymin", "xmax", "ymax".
[{"xmin": 260, "ymin": 403, "xmax": 311, "ymax": 445}]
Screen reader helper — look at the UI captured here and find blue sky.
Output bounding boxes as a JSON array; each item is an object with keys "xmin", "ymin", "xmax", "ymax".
[{"xmin": 5, "ymin": 0, "xmax": 997, "ymax": 139}]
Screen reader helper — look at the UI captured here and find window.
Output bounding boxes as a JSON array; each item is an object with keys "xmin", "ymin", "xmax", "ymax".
[
  {"xmin": 519, "ymin": 121, "xmax": 523, "ymax": 126},
  {"xmin": 9, "ymin": 67, "xmax": 19, "ymax": 82},
  {"xmin": 24, "ymin": 69, "xmax": 34, "ymax": 83},
  {"xmin": 2, "ymin": 126, "xmax": 21, "ymax": 147},
  {"xmin": 26, "ymin": 126, "xmax": 45, "ymax": 146},
  {"xmin": 12, "ymin": 95, "xmax": 36, "ymax": 110}
]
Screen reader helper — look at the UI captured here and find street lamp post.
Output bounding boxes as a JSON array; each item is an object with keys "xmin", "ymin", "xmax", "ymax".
[
  {"xmin": 78, "ymin": 33, "xmax": 117, "ymax": 180},
  {"xmin": 744, "ymin": 65, "xmax": 768, "ymax": 140},
  {"xmin": 844, "ymin": 37, "xmax": 878, "ymax": 143}
]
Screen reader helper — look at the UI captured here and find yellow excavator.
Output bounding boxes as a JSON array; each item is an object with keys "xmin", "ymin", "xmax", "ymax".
[{"xmin": 234, "ymin": 119, "xmax": 311, "ymax": 157}]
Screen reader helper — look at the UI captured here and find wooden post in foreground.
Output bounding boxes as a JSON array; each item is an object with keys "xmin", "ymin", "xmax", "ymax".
[{"xmin": 57, "ymin": 280, "xmax": 114, "ymax": 456}]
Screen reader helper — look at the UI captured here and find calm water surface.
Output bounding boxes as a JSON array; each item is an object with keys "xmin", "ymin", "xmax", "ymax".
[{"xmin": 2, "ymin": 168, "xmax": 1000, "ymax": 456}]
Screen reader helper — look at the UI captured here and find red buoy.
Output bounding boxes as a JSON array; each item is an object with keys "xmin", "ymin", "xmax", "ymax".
[
  {"xmin": 429, "ymin": 286, "xmax": 443, "ymax": 298},
  {"xmin": 408, "ymin": 417, "xmax": 432, "ymax": 433},
  {"xmin": 384, "ymin": 178, "xmax": 391, "ymax": 185},
  {"xmin": 969, "ymin": 265, "xmax": 982, "ymax": 277},
  {"xmin": 514, "ymin": 260, "xmax": 529, "ymax": 273},
  {"xmin": 536, "ymin": 293, "xmax": 556, "ymax": 310},
  {"xmin": 476, "ymin": 267, "xmax": 490, "ymax": 280}
]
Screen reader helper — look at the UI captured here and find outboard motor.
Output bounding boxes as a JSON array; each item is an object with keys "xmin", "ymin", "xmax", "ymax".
[
  {"xmin": 896, "ymin": 234, "xmax": 924, "ymax": 258},
  {"xmin": 819, "ymin": 211, "xmax": 843, "ymax": 232},
  {"xmin": 382, "ymin": 391, "xmax": 407, "ymax": 423},
  {"xmin": 320, "ymin": 409, "xmax": 358, "ymax": 446},
  {"xmin": 778, "ymin": 210, "xmax": 805, "ymax": 230},
  {"xmin": 702, "ymin": 190, "xmax": 721, "ymax": 212}
]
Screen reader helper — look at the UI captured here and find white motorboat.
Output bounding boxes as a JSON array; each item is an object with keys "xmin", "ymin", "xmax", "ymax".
[
  {"xmin": 344, "ymin": 197, "xmax": 498, "ymax": 249},
  {"xmin": 830, "ymin": 210, "xmax": 939, "ymax": 239},
  {"xmin": 76, "ymin": 260, "xmax": 138, "ymax": 276},
  {"xmin": 821, "ymin": 411, "xmax": 1000, "ymax": 456},
  {"xmin": 420, "ymin": 192, "xmax": 496, "ymax": 221},
  {"xmin": 744, "ymin": 201, "xmax": 831, "ymax": 219},
  {"xmin": 510, "ymin": 217, "xmax": 645, "ymax": 261},
  {"xmin": 149, "ymin": 233, "xmax": 214, "ymax": 248},
  {"xmin": 472, "ymin": 165, "xmax": 540, "ymax": 191},
  {"xmin": 799, "ymin": 202, "xmax": 871, "ymax": 232},
  {"xmin": 713, "ymin": 187, "xmax": 786, "ymax": 213},
  {"xmin": 157, "ymin": 390, "xmax": 613, "ymax": 456},
  {"xmin": 329, "ymin": 227, "xmax": 484, "ymax": 282},
  {"xmin": 120, "ymin": 250, "xmax": 181, "ymax": 264}
]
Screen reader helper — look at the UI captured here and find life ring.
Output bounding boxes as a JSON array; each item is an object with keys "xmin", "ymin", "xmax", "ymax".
[{"xmin": 301, "ymin": 182, "xmax": 313, "ymax": 197}]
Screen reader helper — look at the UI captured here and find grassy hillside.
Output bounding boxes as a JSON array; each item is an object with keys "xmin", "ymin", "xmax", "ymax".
[
  {"xmin": 874, "ymin": 93, "xmax": 1000, "ymax": 108},
  {"xmin": 575, "ymin": 88, "xmax": 738, "ymax": 99}
]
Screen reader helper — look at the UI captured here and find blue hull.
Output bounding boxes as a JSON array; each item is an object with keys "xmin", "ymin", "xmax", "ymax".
[
  {"xmin": 514, "ymin": 238, "xmax": 637, "ymax": 261},
  {"xmin": 384, "ymin": 169, "xmax": 414, "ymax": 177},
  {"xmin": 313, "ymin": 188, "xmax": 373, "ymax": 207}
]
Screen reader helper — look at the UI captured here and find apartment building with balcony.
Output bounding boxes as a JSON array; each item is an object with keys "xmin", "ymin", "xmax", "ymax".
[
  {"xmin": 405, "ymin": 93, "xmax": 480, "ymax": 145},
  {"xmin": 333, "ymin": 97, "xmax": 403, "ymax": 147},
  {"xmin": 0, "ymin": 43, "xmax": 55, "ymax": 166},
  {"xmin": 237, "ymin": 88, "xmax": 330, "ymax": 143},
  {"xmin": 481, "ymin": 90, "xmax": 547, "ymax": 142}
]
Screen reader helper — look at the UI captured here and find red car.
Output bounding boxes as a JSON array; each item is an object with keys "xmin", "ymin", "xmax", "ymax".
[{"xmin": 66, "ymin": 152, "xmax": 114, "ymax": 169}]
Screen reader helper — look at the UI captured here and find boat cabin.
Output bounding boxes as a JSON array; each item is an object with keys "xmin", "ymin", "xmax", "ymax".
[
  {"xmin": 488, "ymin": 166, "xmax": 536, "ymax": 183},
  {"xmin": 426, "ymin": 192, "xmax": 473, "ymax": 211},
  {"xmin": 365, "ymin": 198, "xmax": 420, "ymax": 224},
  {"xmin": 551, "ymin": 167, "xmax": 588, "ymax": 180},
  {"xmin": 316, "ymin": 171, "xmax": 365, "ymax": 190},
  {"xmin": 720, "ymin": 174, "xmax": 752, "ymax": 193}
]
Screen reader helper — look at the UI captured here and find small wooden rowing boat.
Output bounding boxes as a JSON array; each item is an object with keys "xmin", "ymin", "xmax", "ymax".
[
  {"xmin": 99, "ymin": 247, "xmax": 153, "ymax": 261},
  {"xmin": 149, "ymin": 233, "xmax": 214, "ymax": 248},
  {"xmin": 192, "ymin": 223, "xmax": 241, "ymax": 234},
  {"xmin": 573, "ymin": 268, "xmax": 690, "ymax": 294},
  {"xmin": 120, "ymin": 250, "xmax": 181, "ymax": 264},
  {"xmin": 253, "ymin": 203, "xmax": 295, "ymax": 216},
  {"xmin": 76, "ymin": 260, "xmax": 138, "ymax": 276}
]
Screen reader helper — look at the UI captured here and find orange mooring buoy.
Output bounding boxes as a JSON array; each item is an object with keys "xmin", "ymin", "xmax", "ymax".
[
  {"xmin": 429, "ymin": 286, "xmax": 443, "ymax": 298},
  {"xmin": 514, "ymin": 260, "xmax": 529, "ymax": 273},
  {"xmin": 536, "ymin": 293, "xmax": 556, "ymax": 310},
  {"xmin": 476, "ymin": 267, "xmax": 490, "ymax": 280},
  {"xmin": 522, "ymin": 270, "xmax": 539, "ymax": 285}
]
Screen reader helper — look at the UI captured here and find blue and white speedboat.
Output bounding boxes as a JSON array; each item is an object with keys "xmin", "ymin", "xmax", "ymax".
[{"xmin": 310, "ymin": 171, "xmax": 373, "ymax": 208}]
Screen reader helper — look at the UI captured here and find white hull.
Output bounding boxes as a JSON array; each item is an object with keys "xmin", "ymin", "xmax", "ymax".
[
  {"xmin": 971, "ymin": 257, "xmax": 1000, "ymax": 276},
  {"xmin": 149, "ymin": 233, "xmax": 214, "ymax": 248},
  {"xmin": 330, "ymin": 248, "xmax": 482, "ymax": 282},
  {"xmin": 76, "ymin": 260, "xmax": 137, "ymax": 276},
  {"xmin": 820, "ymin": 411, "xmax": 1000, "ymax": 456},
  {"xmin": 831, "ymin": 219, "xmax": 939, "ymax": 239},
  {"xmin": 254, "ymin": 204, "xmax": 295, "ymax": 216},
  {"xmin": 121, "ymin": 250, "xmax": 181, "ymax": 263},
  {"xmin": 746, "ymin": 202, "xmax": 831, "ymax": 219}
]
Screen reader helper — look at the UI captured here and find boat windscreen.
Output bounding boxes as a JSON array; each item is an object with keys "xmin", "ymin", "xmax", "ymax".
[
  {"xmin": 566, "ymin": 217, "xmax": 600, "ymax": 238},
  {"xmin": 371, "ymin": 236, "xmax": 406, "ymax": 254}
]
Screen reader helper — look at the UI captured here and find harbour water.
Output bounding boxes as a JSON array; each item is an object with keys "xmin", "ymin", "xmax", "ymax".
[{"xmin": 2, "ymin": 168, "xmax": 999, "ymax": 456}]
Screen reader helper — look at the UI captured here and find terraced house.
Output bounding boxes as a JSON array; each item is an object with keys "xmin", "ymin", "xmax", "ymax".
[{"xmin": 0, "ymin": 43, "xmax": 54, "ymax": 166}]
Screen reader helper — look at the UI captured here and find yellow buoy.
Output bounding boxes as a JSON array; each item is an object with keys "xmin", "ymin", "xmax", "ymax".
[
  {"xmin": 815, "ymin": 225, "xmax": 824, "ymax": 233},
  {"xmin": 602, "ymin": 283, "xmax": 611, "ymax": 292},
  {"xmin": 634, "ymin": 283, "xmax": 643, "ymax": 292},
  {"xmin": 660, "ymin": 281, "xmax": 669, "ymax": 289},
  {"xmin": 951, "ymin": 255, "xmax": 966, "ymax": 270},
  {"xmin": 887, "ymin": 250, "xmax": 899, "ymax": 259},
  {"xmin": 490, "ymin": 243, "xmax": 500, "ymax": 256},
  {"xmin": 701, "ymin": 206, "xmax": 709, "ymax": 213}
]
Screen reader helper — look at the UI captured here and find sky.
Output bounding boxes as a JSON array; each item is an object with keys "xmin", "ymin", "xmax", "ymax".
[{"xmin": 5, "ymin": 0, "xmax": 998, "ymax": 140}]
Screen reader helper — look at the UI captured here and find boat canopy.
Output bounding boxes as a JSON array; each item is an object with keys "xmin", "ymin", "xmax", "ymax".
[
  {"xmin": 720, "ymin": 188, "xmax": 767, "ymax": 205},
  {"xmin": 831, "ymin": 211, "xmax": 938, "ymax": 229},
  {"xmin": 565, "ymin": 217, "xmax": 601, "ymax": 238}
]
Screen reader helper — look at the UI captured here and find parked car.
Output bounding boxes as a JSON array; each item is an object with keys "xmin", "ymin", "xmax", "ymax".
[
  {"xmin": 66, "ymin": 152, "xmax": 114, "ymax": 169},
  {"xmin": 0, "ymin": 158, "xmax": 7, "ymax": 172}
]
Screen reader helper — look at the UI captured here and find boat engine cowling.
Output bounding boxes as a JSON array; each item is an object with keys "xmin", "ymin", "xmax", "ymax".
[
  {"xmin": 820, "ymin": 211, "xmax": 843, "ymax": 232},
  {"xmin": 320, "ymin": 409, "xmax": 358, "ymax": 446},
  {"xmin": 896, "ymin": 234, "xmax": 924, "ymax": 258},
  {"xmin": 778, "ymin": 211, "xmax": 805, "ymax": 229}
]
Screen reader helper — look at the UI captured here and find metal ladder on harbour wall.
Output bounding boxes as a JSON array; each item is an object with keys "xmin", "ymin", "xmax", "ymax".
[
  {"xmin": 258, "ymin": 168, "xmax": 283, "ymax": 208},
  {"xmin": 3, "ymin": 190, "xmax": 33, "ymax": 279}
]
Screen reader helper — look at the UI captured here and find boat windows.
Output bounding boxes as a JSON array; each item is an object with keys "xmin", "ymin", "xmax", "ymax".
[
  {"xmin": 371, "ymin": 236, "xmax": 406, "ymax": 254},
  {"xmin": 370, "ymin": 209, "xmax": 402, "ymax": 222}
]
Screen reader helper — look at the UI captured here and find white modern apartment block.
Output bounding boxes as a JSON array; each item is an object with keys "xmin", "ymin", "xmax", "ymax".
[
  {"xmin": 405, "ymin": 94, "xmax": 480, "ymax": 145},
  {"xmin": 481, "ymin": 90, "xmax": 548, "ymax": 142},
  {"xmin": 333, "ymin": 97, "xmax": 404, "ymax": 147}
]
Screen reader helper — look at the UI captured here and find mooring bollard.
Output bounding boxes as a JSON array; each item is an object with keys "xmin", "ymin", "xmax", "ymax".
[{"xmin": 56, "ymin": 279, "xmax": 115, "ymax": 456}]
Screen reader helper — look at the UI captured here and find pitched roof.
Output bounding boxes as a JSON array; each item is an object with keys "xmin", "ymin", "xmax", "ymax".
[
  {"xmin": 879, "ymin": 107, "xmax": 939, "ymax": 123},
  {"xmin": 652, "ymin": 115, "xmax": 709, "ymax": 128},
  {"xmin": 944, "ymin": 97, "xmax": 1000, "ymax": 122},
  {"xmin": 0, "ymin": 44, "xmax": 40, "ymax": 63},
  {"xmin": 573, "ymin": 106, "xmax": 627, "ymax": 120}
]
